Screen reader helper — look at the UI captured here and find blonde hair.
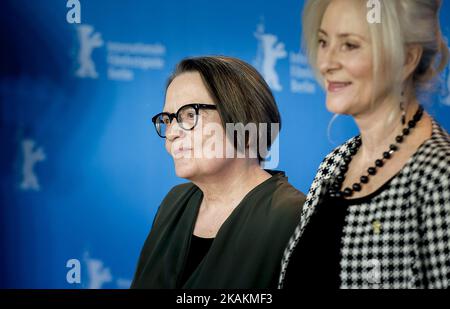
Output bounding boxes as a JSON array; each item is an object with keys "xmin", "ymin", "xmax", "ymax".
[{"xmin": 302, "ymin": 0, "xmax": 449, "ymax": 98}]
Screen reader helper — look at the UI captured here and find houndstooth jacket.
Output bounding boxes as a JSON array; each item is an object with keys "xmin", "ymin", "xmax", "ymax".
[{"xmin": 279, "ymin": 120, "xmax": 450, "ymax": 289}]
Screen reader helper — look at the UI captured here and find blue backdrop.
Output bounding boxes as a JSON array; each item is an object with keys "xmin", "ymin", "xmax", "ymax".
[{"xmin": 1, "ymin": 0, "xmax": 449, "ymax": 288}]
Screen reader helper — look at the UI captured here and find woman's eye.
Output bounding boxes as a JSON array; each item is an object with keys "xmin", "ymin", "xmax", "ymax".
[
  {"xmin": 187, "ymin": 112, "xmax": 195, "ymax": 119},
  {"xmin": 343, "ymin": 42, "xmax": 359, "ymax": 51},
  {"xmin": 318, "ymin": 39, "xmax": 327, "ymax": 48}
]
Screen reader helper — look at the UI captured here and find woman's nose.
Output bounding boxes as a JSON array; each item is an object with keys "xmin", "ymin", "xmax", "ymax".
[
  {"xmin": 165, "ymin": 119, "xmax": 183, "ymax": 141},
  {"xmin": 319, "ymin": 46, "xmax": 340, "ymax": 75}
]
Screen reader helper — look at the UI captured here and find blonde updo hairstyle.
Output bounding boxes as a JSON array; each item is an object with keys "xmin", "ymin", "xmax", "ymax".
[{"xmin": 302, "ymin": 0, "xmax": 449, "ymax": 103}]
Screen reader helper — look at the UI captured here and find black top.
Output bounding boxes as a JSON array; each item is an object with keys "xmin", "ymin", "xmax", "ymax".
[
  {"xmin": 283, "ymin": 193, "xmax": 349, "ymax": 289},
  {"xmin": 283, "ymin": 178, "xmax": 396, "ymax": 289},
  {"xmin": 180, "ymin": 235, "xmax": 214, "ymax": 286}
]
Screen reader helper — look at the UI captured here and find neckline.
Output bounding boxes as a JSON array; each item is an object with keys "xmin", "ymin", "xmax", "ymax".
[
  {"xmin": 336, "ymin": 171, "xmax": 398, "ymax": 205},
  {"xmin": 195, "ymin": 169, "xmax": 285, "ymax": 205},
  {"xmin": 336, "ymin": 118, "xmax": 440, "ymax": 205},
  {"xmin": 192, "ymin": 234, "xmax": 215, "ymax": 241},
  {"xmin": 189, "ymin": 169, "xmax": 286, "ymax": 238}
]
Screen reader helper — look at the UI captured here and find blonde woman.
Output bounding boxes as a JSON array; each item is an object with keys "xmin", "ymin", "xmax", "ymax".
[{"xmin": 280, "ymin": 0, "xmax": 450, "ymax": 289}]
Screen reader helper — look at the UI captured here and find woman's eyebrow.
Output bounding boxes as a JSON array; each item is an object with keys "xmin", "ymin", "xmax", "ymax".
[{"xmin": 319, "ymin": 28, "xmax": 367, "ymax": 41}]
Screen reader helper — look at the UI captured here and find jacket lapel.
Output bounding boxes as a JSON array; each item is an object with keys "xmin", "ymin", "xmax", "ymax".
[{"xmin": 278, "ymin": 135, "xmax": 359, "ymax": 287}]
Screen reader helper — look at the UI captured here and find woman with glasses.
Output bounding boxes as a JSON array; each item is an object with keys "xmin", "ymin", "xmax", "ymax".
[
  {"xmin": 131, "ymin": 56, "xmax": 306, "ymax": 288},
  {"xmin": 279, "ymin": 0, "xmax": 450, "ymax": 289}
]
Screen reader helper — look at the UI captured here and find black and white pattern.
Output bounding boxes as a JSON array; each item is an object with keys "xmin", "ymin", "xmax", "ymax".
[{"xmin": 279, "ymin": 120, "xmax": 450, "ymax": 289}]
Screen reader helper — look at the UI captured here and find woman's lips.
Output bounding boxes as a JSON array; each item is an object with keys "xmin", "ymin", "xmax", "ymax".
[
  {"xmin": 327, "ymin": 81, "xmax": 352, "ymax": 92},
  {"xmin": 173, "ymin": 147, "xmax": 192, "ymax": 157}
]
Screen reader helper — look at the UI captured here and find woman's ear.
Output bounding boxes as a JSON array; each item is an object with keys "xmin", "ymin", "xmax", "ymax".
[{"xmin": 403, "ymin": 44, "xmax": 423, "ymax": 81}]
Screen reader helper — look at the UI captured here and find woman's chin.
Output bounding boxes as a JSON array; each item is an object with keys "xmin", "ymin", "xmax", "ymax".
[
  {"xmin": 326, "ymin": 98, "xmax": 352, "ymax": 115},
  {"xmin": 174, "ymin": 161, "xmax": 196, "ymax": 179}
]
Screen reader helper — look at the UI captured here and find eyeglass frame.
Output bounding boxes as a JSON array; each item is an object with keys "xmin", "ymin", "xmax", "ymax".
[{"xmin": 151, "ymin": 103, "xmax": 217, "ymax": 138}]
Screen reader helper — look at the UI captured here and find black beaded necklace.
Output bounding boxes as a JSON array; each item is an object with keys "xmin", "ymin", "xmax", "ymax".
[{"xmin": 329, "ymin": 105, "xmax": 424, "ymax": 198}]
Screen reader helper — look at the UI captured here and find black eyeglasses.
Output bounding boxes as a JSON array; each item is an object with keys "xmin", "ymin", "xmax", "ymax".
[{"xmin": 151, "ymin": 103, "xmax": 217, "ymax": 138}]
